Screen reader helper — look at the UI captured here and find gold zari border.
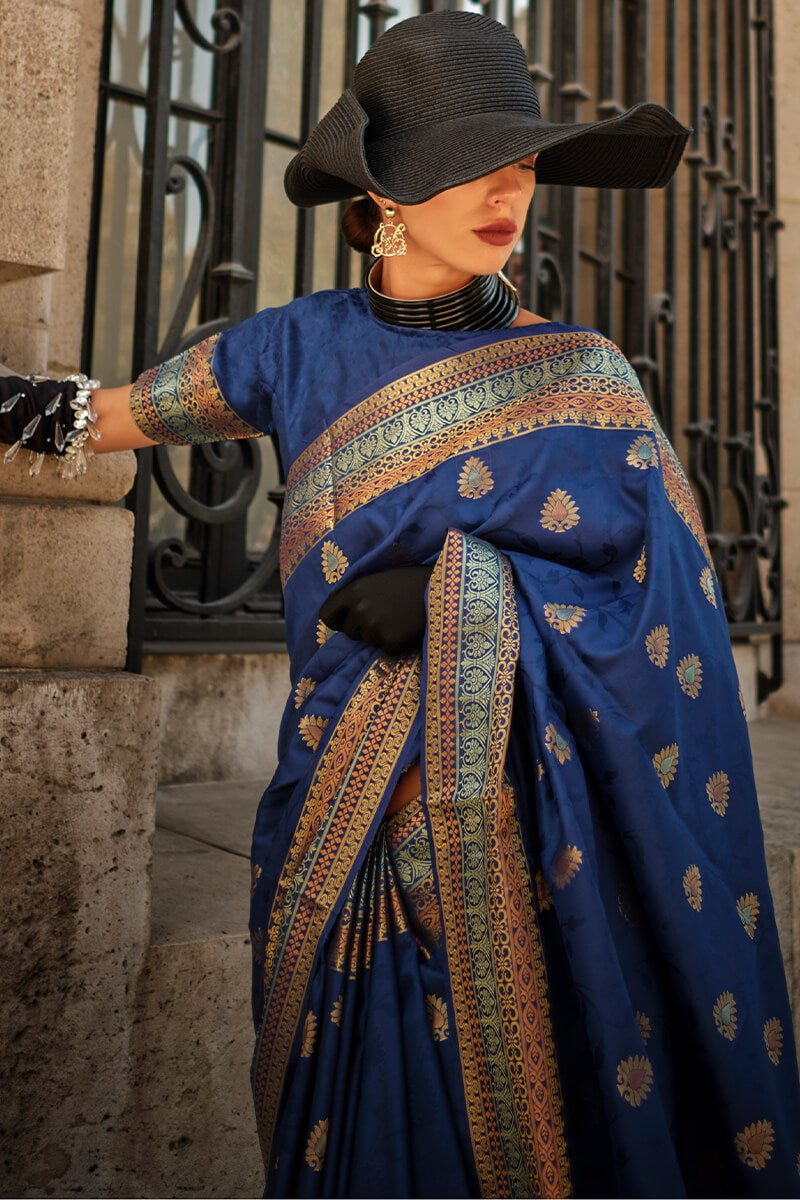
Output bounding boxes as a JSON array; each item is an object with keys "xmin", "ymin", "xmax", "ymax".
[
  {"xmin": 252, "ymin": 655, "xmax": 421, "ymax": 1172},
  {"xmin": 425, "ymin": 531, "xmax": 571, "ymax": 1198}
]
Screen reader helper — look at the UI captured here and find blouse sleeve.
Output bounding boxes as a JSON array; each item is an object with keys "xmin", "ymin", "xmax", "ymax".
[{"xmin": 128, "ymin": 316, "xmax": 277, "ymax": 444}]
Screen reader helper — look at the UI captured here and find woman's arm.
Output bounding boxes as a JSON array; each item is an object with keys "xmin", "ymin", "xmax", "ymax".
[{"xmin": 92, "ymin": 384, "xmax": 157, "ymax": 452}]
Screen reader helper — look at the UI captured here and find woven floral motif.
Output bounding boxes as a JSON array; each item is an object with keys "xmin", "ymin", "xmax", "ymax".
[
  {"xmin": 676, "ymin": 654, "xmax": 703, "ymax": 698},
  {"xmin": 535, "ymin": 870, "xmax": 554, "ymax": 912},
  {"xmin": 545, "ymin": 723, "xmax": 572, "ymax": 765},
  {"xmin": 540, "ymin": 487, "xmax": 580, "ymax": 533},
  {"xmin": 457, "ymin": 455, "xmax": 494, "ymax": 499},
  {"xmin": 626, "ymin": 434, "xmax": 658, "ymax": 470},
  {"xmin": 706, "ymin": 770, "xmax": 730, "ymax": 816},
  {"xmin": 699, "ymin": 565, "xmax": 718, "ymax": 608},
  {"xmin": 635, "ymin": 1012, "xmax": 652, "ymax": 1045},
  {"xmin": 646, "ymin": 625, "xmax": 670, "ymax": 668},
  {"xmin": 425, "ymin": 994, "xmax": 450, "ymax": 1042},
  {"xmin": 735, "ymin": 1120, "xmax": 775, "ymax": 1171},
  {"xmin": 330, "ymin": 995, "xmax": 343, "ymax": 1027},
  {"xmin": 737, "ymin": 892, "xmax": 760, "ymax": 939},
  {"xmin": 633, "ymin": 545, "xmax": 647, "ymax": 583},
  {"xmin": 301, "ymin": 1011, "xmax": 318, "ymax": 1057},
  {"xmin": 682, "ymin": 864, "xmax": 703, "ymax": 911},
  {"xmin": 653, "ymin": 744, "xmax": 679, "ymax": 789},
  {"xmin": 316, "ymin": 619, "xmax": 334, "ymax": 646},
  {"xmin": 764, "ymin": 1017, "xmax": 783, "ymax": 1066},
  {"xmin": 550, "ymin": 845, "xmax": 583, "ymax": 890},
  {"xmin": 321, "ymin": 539, "xmax": 349, "ymax": 584},
  {"xmin": 713, "ymin": 991, "xmax": 738, "ymax": 1041},
  {"xmin": 305, "ymin": 1119, "xmax": 329, "ymax": 1172},
  {"xmin": 298, "ymin": 714, "xmax": 329, "ymax": 749},
  {"xmin": 294, "ymin": 676, "xmax": 316, "ymax": 709},
  {"xmin": 251, "ymin": 862, "xmax": 262, "ymax": 899},
  {"xmin": 616, "ymin": 1055, "xmax": 654, "ymax": 1107},
  {"xmin": 543, "ymin": 603, "xmax": 586, "ymax": 634}
]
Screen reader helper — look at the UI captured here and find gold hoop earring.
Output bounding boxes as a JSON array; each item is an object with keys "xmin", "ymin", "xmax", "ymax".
[{"xmin": 371, "ymin": 205, "xmax": 407, "ymax": 258}]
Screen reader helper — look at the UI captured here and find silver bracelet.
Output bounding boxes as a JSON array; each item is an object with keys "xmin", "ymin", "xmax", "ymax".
[{"xmin": 57, "ymin": 373, "xmax": 101, "ymax": 480}]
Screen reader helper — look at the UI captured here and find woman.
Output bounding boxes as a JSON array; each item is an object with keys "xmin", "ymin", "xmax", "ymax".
[{"xmin": 2, "ymin": 11, "xmax": 799, "ymax": 1198}]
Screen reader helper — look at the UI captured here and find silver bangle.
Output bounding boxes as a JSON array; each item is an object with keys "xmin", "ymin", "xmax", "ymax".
[{"xmin": 56, "ymin": 373, "xmax": 101, "ymax": 480}]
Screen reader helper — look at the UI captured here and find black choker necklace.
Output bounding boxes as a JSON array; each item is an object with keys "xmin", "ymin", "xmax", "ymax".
[{"xmin": 366, "ymin": 265, "xmax": 520, "ymax": 331}]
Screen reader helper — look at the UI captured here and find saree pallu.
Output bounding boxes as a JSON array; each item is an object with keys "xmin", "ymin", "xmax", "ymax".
[{"xmin": 248, "ymin": 325, "xmax": 800, "ymax": 1198}]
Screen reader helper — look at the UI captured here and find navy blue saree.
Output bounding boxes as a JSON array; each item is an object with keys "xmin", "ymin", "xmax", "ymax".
[{"xmin": 131, "ymin": 291, "xmax": 800, "ymax": 1197}]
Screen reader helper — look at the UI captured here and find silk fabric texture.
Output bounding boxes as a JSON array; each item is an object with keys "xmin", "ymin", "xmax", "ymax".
[{"xmin": 130, "ymin": 291, "xmax": 800, "ymax": 1197}]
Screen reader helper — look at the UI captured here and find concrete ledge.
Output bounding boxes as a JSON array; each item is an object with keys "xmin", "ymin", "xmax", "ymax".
[
  {"xmin": 0, "ymin": 500, "xmax": 134, "ymax": 669},
  {"xmin": 126, "ymin": 938, "xmax": 263, "ymax": 1198},
  {"xmin": 145, "ymin": 653, "xmax": 290, "ymax": 784},
  {"xmin": 0, "ymin": 670, "xmax": 161, "ymax": 1198},
  {"xmin": 0, "ymin": 448, "xmax": 137, "ymax": 505}
]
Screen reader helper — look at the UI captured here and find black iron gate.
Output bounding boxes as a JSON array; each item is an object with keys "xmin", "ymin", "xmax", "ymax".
[{"xmin": 84, "ymin": 0, "xmax": 783, "ymax": 693}]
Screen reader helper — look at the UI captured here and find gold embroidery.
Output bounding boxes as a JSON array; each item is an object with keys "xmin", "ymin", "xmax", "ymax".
[
  {"xmin": 540, "ymin": 488, "xmax": 580, "ymax": 533},
  {"xmin": 706, "ymin": 770, "xmax": 730, "ymax": 816},
  {"xmin": 129, "ymin": 333, "xmax": 262, "ymax": 445},
  {"xmin": 298, "ymin": 714, "xmax": 329, "ymax": 749},
  {"xmin": 300, "ymin": 1011, "xmax": 317, "ymax": 1057},
  {"xmin": 645, "ymin": 625, "xmax": 670, "ymax": 668},
  {"xmin": 535, "ymin": 870, "xmax": 554, "ymax": 912},
  {"xmin": 550, "ymin": 845, "xmax": 583, "ymax": 890},
  {"xmin": 544, "ymin": 723, "xmax": 572, "ymax": 765},
  {"xmin": 655, "ymin": 427, "xmax": 714, "ymax": 566},
  {"xmin": 424, "ymin": 532, "xmax": 571, "ymax": 1198},
  {"xmin": 253, "ymin": 656, "xmax": 421, "ymax": 1173},
  {"xmin": 616, "ymin": 1055, "xmax": 654, "ymax": 1107},
  {"xmin": 321, "ymin": 540, "xmax": 348, "ymax": 584},
  {"xmin": 633, "ymin": 545, "xmax": 647, "ymax": 583},
  {"xmin": 457, "ymin": 455, "xmax": 494, "ymax": 498},
  {"xmin": 635, "ymin": 1012, "xmax": 652, "ymax": 1045},
  {"xmin": 330, "ymin": 996, "xmax": 342, "ymax": 1026},
  {"xmin": 652, "ymin": 744, "xmax": 679, "ymax": 789},
  {"xmin": 294, "ymin": 677, "xmax": 316, "ymax": 708},
  {"xmin": 737, "ymin": 892, "xmax": 759, "ymax": 939},
  {"xmin": 426, "ymin": 994, "xmax": 450, "ymax": 1042},
  {"xmin": 626, "ymin": 434, "xmax": 658, "ymax": 470},
  {"xmin": 699, "ymin": 565, "xmax": 717, "ymax": 607},
  {"xmin": 281, "ymin": 332, "xmax": 653, "ymax": 584},
  {"xmin": 764, "ymin": 1018, "xmax": 783, "ymax": 1065},
  {"xmin": 682, "ymin": 864, "xmax": 703, "ymax": 911},
  {"xmin": 316, "ymin": 619, "xmax": 334, "ymax": 646},
  {"xmin": 676, "ymin": 653, "xmax": 703, "ymax": 698},
  {"xmin": 713, "ymin": 991, "xmax": 738, "ymax": 1041},
  {"xmin": 735, "ymin": 1120, "xmax": 775, "ymax": 1171},
  {"xmin": 305, "ymin": 1119, "xmax": 329, "ymax": 1172},
  {"xmin": 543, "ymin": 603, "xmax": 586, "ymax": 634}
]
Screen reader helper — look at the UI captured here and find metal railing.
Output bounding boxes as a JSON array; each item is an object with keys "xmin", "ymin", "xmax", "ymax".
[{"xmin": 84, "ymin": 0, "xmax": 783, "ymax": 694}]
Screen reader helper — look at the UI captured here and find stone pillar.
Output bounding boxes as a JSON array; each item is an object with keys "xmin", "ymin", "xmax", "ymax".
[
  {"xmin": 0, "ymin": 2, "xmax": 162, "ymax": 1194},
  {"xmin": 770, "ymin": 0, "xmax": 800, "ymax": 719}
]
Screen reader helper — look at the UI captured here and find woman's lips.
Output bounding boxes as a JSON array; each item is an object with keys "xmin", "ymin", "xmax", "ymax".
[{"xmin": 473, "ymin": 222, "xmax": 517, "ymax": 246}]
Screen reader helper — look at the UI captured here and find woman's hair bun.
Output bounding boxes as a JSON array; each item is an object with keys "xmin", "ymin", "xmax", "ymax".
[{"xmin": 341, "ymin": 196, "xmax": 380, "ymax": 253}]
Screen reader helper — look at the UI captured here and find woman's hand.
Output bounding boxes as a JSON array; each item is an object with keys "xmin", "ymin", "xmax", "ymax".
[{"xmin": 319, "ymin": 565, "xmax": 434, "ymax": 655}]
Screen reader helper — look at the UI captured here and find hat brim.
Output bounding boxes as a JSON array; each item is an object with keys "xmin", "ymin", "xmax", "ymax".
[{"xmin": 284, "ymin": 91, "xmax": 691, "ymax": 207}]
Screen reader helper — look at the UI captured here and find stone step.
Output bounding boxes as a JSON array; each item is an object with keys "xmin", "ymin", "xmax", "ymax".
[{"xmin": 152, "ymin": 719, "xmax": 800, "ymax": 945}]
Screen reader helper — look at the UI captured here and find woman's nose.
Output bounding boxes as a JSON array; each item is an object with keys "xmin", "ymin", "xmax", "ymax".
[{"xmin": 486, "ymin": 166, "xmax": 524, "ymax": 203}]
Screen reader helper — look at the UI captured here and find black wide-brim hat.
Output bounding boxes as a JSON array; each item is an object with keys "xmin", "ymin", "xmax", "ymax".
[{"xmin": 285, "ymin": 11, "xmax": 691, "ymax": 207}]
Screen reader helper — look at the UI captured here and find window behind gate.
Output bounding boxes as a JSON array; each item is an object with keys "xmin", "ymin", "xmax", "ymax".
[{"xmin": 85, "ymin": 0, "xmax": 783, "ymax": 698}]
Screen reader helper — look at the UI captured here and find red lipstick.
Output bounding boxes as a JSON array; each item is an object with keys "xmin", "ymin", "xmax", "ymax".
[{"xmin": 474, "ymin": 220, "xmax": 517, "ymax": 247}]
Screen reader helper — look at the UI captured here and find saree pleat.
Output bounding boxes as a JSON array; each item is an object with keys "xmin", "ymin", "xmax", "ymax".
[{"xmin": 248, "ymin": 321, "xmax": 800, "ymax": 1198}]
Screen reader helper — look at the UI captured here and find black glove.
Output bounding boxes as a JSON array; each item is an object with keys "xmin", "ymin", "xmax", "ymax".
[
  {"xmin": 319, "ymin": 565, "xmax": 434, "ymax": 655},
  {"xmin": 0, "ymin": 375, "xmax": 80, "ymax": 455}
]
